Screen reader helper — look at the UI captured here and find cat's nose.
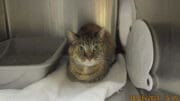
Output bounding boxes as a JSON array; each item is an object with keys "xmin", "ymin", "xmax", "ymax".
[
  {"xmin": 87, "ymin": 58, "xmax": 92, "ymax": 61},
  {"xmin": 87, "ymin": 53, "xmax": 93, "ymax": 60}
]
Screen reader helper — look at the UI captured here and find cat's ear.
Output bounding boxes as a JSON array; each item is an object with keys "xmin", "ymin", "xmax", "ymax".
[
  {"xmin": 67, "ymin": 31, "xmax": 77, "ymax": 43},
  {"xmin": 99, "ymin": 28, "xmax": 106, "ymax": 39}
]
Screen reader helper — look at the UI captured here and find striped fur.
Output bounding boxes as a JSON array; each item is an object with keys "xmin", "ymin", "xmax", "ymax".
[{"xmin": 67, "ymin": 23, "xmax": 116, "ymax": 82}]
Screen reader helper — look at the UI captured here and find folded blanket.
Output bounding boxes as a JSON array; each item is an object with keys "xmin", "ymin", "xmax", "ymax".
[{"xmin": 0, "ymin": 54, "xmax": 126, "ymax": 101}]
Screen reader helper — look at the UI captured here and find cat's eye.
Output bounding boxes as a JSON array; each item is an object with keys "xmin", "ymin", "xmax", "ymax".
[
  {"xmin": 93, "ymin": 45, "xmax": 98, "ymax": 52},
  {"xmin": 79, "ymin": 46, "xmax": 84, "ymax": 51},
  {"xmin": 94, "ymin": 45, "xmax": 98, "ymax": 49}
]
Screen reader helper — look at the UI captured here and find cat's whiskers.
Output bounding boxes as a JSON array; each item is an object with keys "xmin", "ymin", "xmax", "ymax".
[
  {"xmin": 74, "ymin": 58, "xmax": 97, "ymax": 67},
  {"xmin": 96, "ymin": 57, "xmax": 112, "ymax": 61}
]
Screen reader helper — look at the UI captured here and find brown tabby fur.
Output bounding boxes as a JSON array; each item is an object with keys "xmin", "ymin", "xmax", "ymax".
[{"xmin": 67, "ymin": 23, "xmax": 116, "ymax": 82}]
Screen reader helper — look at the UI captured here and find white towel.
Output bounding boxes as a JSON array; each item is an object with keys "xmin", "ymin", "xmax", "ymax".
[{"xmin": 0, "ymin": 54, "xmax": 126, "ymax": 101}]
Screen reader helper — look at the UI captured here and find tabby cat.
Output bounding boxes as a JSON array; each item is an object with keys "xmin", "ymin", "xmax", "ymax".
[{"xmin": 67, "ymin": 23, "xmax": 116, "ymax": 82}]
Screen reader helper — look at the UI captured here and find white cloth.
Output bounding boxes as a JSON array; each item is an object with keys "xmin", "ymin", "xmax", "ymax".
[{"xmin": 0, "ymin": 54, "xmax": 126, "ymax": 101}]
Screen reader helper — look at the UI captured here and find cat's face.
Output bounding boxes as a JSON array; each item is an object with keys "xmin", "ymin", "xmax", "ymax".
[
  {"xmin": 70, "ymin": 40, "xmax": 103, "ymax": 66},
  {"xmin": 67, "ymin": 30, "xmax": 106, "ymax": 66}
]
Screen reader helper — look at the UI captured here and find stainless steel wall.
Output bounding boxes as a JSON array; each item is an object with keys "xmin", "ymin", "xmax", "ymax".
[
  {"xmin": 4, "ymin": 0, "xmax": 117, "ymax": 38},
  {"xmin": 0, "ymin": 0, "xmax": 8, "ymax": 41},
  {"xmin": 135, "ymin": 0, "xmax": 180, "ymax": 95}
]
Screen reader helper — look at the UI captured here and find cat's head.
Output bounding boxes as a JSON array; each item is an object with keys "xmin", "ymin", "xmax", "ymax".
[{"xmin": 67, "ymin": 29, "xmax": 108, "ymax": 66}]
